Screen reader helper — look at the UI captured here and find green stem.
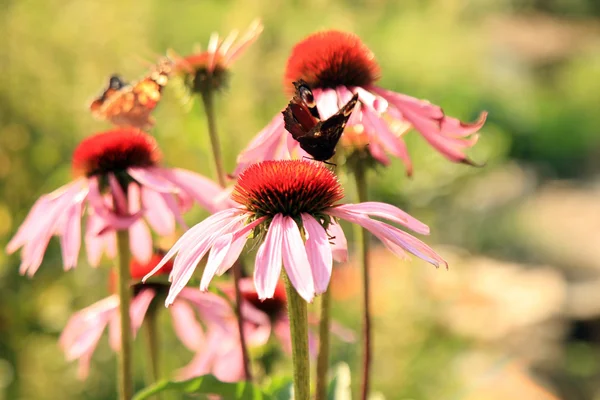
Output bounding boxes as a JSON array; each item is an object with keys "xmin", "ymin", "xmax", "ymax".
[
  {"xmin": 315, "ymin": 288, "xmax": 331, "ymax": 400},
  {"xmin": 353, "ymin": 164, "xmax": 372, "ymax": 400},
  {"xmin": 143, "ymin": 306, "xmax": 160, "ymax": 387},
  {"xmin": 116, "ymin": 229, "xmax": 133, "ymax": 400},
  {"xmin": 199, "ymin": 87, "xmax": 252, "ymax": 381},
  {"xmin": 200, "ymin": 87, "xmax": 226, "ymax": 188},
  {"xmin": 283, "ymin": 272, "xmax": 310, "ymax": 400}
]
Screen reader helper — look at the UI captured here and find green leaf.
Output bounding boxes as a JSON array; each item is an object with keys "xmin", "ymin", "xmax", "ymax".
[
  {"xmin": 327, "ymin": 363, "xmax": 352, "ymax": 400},
  {"xmin": 133, "ymin": 375, "xmax": 271, "ymax": 400},
  {"xmin": 264, "ymin": 376, "xmax": 293, "ymax": 400}
]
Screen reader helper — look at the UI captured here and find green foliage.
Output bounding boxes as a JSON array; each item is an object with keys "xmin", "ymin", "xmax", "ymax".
[{"xmin": 133, "ymin": 375, "xmax": 273, "ymax": 400}]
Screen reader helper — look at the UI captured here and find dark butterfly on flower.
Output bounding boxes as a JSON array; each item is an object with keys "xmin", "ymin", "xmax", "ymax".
[
  {"xmin": 283, "ymin": 80, "xmax": 359, "ymax": 162},
  {"xmin": 90, "ymin": 58, "xmax": 173, "ymax": 130}
]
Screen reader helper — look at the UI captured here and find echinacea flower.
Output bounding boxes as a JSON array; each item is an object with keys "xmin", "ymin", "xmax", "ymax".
[
  {"xmin": 59, "ymin": 254, "xmax": 241, "ymax": 380},
  {"xmin": 6, "ymin": 128, "xmax": 222, "ymax": 276},
  {"xmin": 172, "ymin": 20, "xmax": 263, "ymax": 93},
  {"xmin": 236, "ymin": 30, "xmax": 487, "ymax": 176},
  {"xmin": 145, "ymin": 160, "xmax": 446, "ymax": 304}
]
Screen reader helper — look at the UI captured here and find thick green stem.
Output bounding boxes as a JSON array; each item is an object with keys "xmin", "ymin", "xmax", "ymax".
[
  {"xmin": 199, "ymin": 88, "xmax": 252, "ymax": 381},
  {"xmin": 283, "ymin": 272, "xmax": 310, "ymax": 400},
  {"xmin": 353, "ymin": 164, "xmax": 372, "ymax": 400},
  {"xmin": 116, "ymin": 229, "xmax": 133, "ymax": 400},
  {"xmin": 315, "ymin": 288, "xmax": 331, "ymax": 400}
]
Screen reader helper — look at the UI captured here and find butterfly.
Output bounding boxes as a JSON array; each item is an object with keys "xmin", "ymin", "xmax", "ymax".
[
  {"xmin": 282, "ymin": 80, "xmax": 359, "ymax": 162},
  {"xmin": 90, "ymin": 58, "xmax": 173, "ymax": 130}
]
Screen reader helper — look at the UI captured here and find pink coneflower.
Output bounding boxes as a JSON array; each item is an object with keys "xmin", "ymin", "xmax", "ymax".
[
  {"xmin": 6, "ymin": 128, "xmax": 223, "ymax": 276},
  {"xmin": 59, "ymin": 254, "xmax": 238, "ymax": 380},
  {"xmin": 236, "ymin": 30, "xmax": 487, "ymax": 176},
  {"xmin": 145, "ymin": 160, "xmax": 446, "ymax": 303},
  {"xmin": 172, "ymin": 20, "xmax": 263, "ymax": 93}
]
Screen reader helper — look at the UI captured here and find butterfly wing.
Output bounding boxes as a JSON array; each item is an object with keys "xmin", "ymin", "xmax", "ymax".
[
  {"xmin": 297, "ymin": 93, "xmax": 359, "ymax": 161},
  {"xmin": 91, "ymin": 58, "xmax": 173, "ymax": 129}
]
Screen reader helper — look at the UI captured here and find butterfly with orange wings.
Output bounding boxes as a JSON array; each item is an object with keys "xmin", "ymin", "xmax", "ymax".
[
  {"xmin": 90, "ymin": 58, "xmax": 173, "ymax": 130},
  {"xmin": 283, "ymin": 80, "xmax": 359, "ymax": 163}
]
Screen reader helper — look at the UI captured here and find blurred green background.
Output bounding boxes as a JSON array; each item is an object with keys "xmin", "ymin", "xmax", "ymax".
[{"xmin": 1, "ymin": 0, "xmax": 600, "ymax": 399}]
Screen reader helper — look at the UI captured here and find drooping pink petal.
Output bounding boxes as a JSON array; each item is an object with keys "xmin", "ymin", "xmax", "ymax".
[
  {"xmin": 87, "ymin": 177, "xmax": 143, "ymax": 233},
  {"xmin": 327, "ymin": 207, "xmax": 446, "ymax": 268},
  {"xmin": 169, "ymin": 300, "xmax": 206, "ymax": 351},
  {"xmin": 334, "ymin": 202, "xmax": 430, "ymax": 234},
  {"xmin": 60, "ymin": 198, "xmax": 85, "ymax": 270},
  {"xmin": 108, "ymin": 289, "xmax": 155, "ymax": 351},
  {"xmin": 367, "ymin": 139, "xmax": 392, "ymax": 166},
  {"xmin": 240, "ymin": 302, "xmax": 271, "ymax": 346},
  {"xmin": 156, "ymin": 167, "xmax": 225, "ymax": 214},
  {"xmin": 166, "ymin": 214, "xmax": 247, "ymax": 306},
  {"xmin": 327, "ymin": 220, "xmax": 348, "ymax": 263},
  {"xmin": 369, "ymin": 86, "xmax": 444, "ymax": 120},
  {"xmin": 301, "ymin": 214, "xmax": 332, "ymax": 294},
  {"xmin": 142, "ymin": 209, "xmax": 242, "ymax": 282},
  {"xmin": 254, "ymin": 214, "xmax": 284, "ymax": 300},
  {"xmin": 281, "ymin": 216, "xmax": 315, "ymax": 302},
  {"xmin": 84, "ymin": 211, "xmax": 106, "ymax": 267},
  {"xmin": 274, "ymin": 316, "xmax": 318, "ymax": 358},
  {"xmin": 178, "ymin": 288, "xmax": 234, "ymax": 332},
  {"xmin": 141, "ymin": 187, "xmax": 175, "ymax": 236},
  {"xmin": 59, "ymin": 295, "xmax": 119, "ymax": 361},
  {"xmin": 203, "ymin": 216, "xmax": 267, "ymax": 285},
  {"xmin": 350, "ymin": 86, "xmax": 388, "ymax": 114},
  {"xmin": 361, "ymin": 106, "xmax": 412, "ymax": 174},
  {"xmin": 128, "ymin": 167, "xmax": 180, "ymax": 193},
  {"xmin": 128, "ymin": 184, "xmax": 152, "ymax": 264},
  {"xmin": 440, "ymin": 111, "xmax": 488, "ymax": 138}
]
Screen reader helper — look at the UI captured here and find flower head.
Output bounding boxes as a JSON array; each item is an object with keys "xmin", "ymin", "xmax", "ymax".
[
  {"xmin": 235, "ymin": 30, "xmax": 487, "ymax": 176},
  {"xmin": 59, "ymin": 254, "xmax": 238, "ymax": 380},
  {"xmin": 145, "ymin": 160, "xmax": 446, "ymax": 304},
  {"xmin": 172, "ymin": 20, "xmax": 263, "ymax": 94},
  {"xmin": 7, "ymin": 128, "xmax": 223, "ymax": 275},
  {"xmin": 284, "ymin": 30, "xmax": 380, "ymax": 91}
]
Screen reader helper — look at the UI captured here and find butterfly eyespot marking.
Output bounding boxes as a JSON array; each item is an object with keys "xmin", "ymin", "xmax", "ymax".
[{"xmin": 299, "ymin": 85, "xmax": 316, "ymax": 107}]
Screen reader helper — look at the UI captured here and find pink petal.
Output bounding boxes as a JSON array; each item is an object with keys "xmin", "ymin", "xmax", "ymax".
[
  {"xmin": 212, "ymin": 340, "xmax": 245, "ymax": 382},
  {"xmin": 281, "ymin": 216, "xmax": 314, "ymax": 302},
  {"xmin": 169, "ymin": 300, "xmax": 206, "ymax": 350},
  {"xmin": 361, "ymin": 107, "xmax": 412, "ymax": 173},
  {"xmin": 60, "ymin": 199, "xmax": 84, "ymax": 270},
  {"xmin": 129, "ymin": 219, "xmax": 153, "ymax": 264},
  {"xmin": 142, "ymin": 209, "xmax": 242, "ymax": 282},
  {"xmin": 178, "ymin": 288, "xmax": 234, "ymax": 331},
  {"xmin": 350, "ymin": 86, "xmax": 388, "ymax": 114},
  {"xmin": 367, "ymin": 139, "xmax": 392, "ymax": 166},
  {"xmin": 108, "ymin": 289, "xmax": 155, "ymax": 351},
  {"xmin": 165, "ymin": 213, "xmax": 247, "ymax": 306},
  {"xmin": 156, "ymin": 167, "xmax": 224, "ymax": 214},
  {"xmin": 254, "ymin": 214, "xmax": 284, "ymax": 300},
  {"xmin": 213, "ymin": 216, "xmax": 266, "ymax": 278},
  {"xmin": 301, "ymin": 214, "xmax": 332, "ymax": 294},
  {"xmin": 108, "ymin": 174, "xmax": 127, "ymax": 215},
  {"xmin": 176, "ymin": 331, "xmax": 221, "ymax": 380},
  {"xmin": 369, "ymin": 85, "xmax": 443, "ymax": 120},
  {"xmin": 128, "ymin": 167, "xmax": 179, "ymax": 193},
  {"xmin": 327, "ymin": 208, "xmax": 446, "ymax": 268},
  {"xmin": 223, "ymin": 20, "xmax": 264, "ymax": 66},
  {"xmin": 141, "ymin": 187, "xmax": 175, "ymax": 236},
  {"xmin": 334, "ymin": 203, "xmax": 430, "ymax": 234},
  {"xmin": 314, "ymin": 88, "xmax": 340, "ymax": 119},
  {"xmin": 327, "ymin": 221, "xmax": 348, "ymax": 263},
  {"xmin": 234, "ymin": 115, "xmax": 287, "ymax": 177},
  {"xmin": 329, "ymin": 321, "xmax": 357, "ymax": 343},
  {"xmin": 441, "ymin": 111, "xmax": 488, "ymax": 138}
]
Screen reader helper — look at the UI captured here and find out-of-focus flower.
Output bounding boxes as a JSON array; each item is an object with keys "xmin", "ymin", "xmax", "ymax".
[
  {"xmin": 145, "ymin": 160, "xmax": 445, "ymax": 304},
  {"xmin": 235, "ymin": 30, "xmax": 487, "ymax": 176},
  {"xmin": 59, "ymin": 255, "xmax": 236, "ymax": 380},
  {"xmin": 171, "ymin": 20, "xmax": 263, "ymax": 94},
  {"xmin": 232, "ymin": 278, "xmax": 355, "ymax": 356},
  {"xmin": 6, "ymin": 129, "xmax": 222, "ymax": 275}
]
